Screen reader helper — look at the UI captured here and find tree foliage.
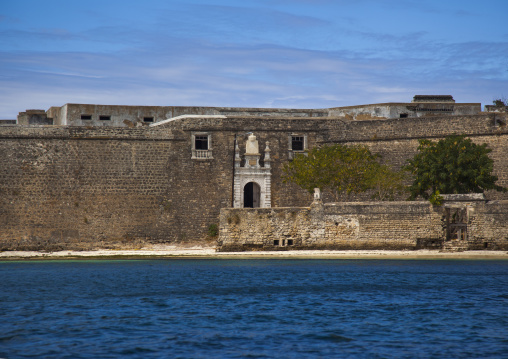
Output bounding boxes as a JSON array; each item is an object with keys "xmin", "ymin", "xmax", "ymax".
[
  {"xmin": 282, "ymin": 144, "xmax": 403, "ymax": 201},
  {"xmin": 404, "ymin": 135, "xmax": 506, "ymax": 201},
  {"xmin": 493, "ymin": 98, "xmax": 507, "ymax": 107},
  {"xmin": 368, "ymin": 164, "xmax": 408, "ymax": 201}
]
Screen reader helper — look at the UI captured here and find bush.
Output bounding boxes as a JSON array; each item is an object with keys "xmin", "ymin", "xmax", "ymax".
[{"xmin": 208, "ymin": 224, "xmax": 218, "ymax": 237}]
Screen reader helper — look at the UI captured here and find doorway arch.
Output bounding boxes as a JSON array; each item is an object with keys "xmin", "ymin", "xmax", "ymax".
[{"xmin": 244, "ymin": 182, "xmax": 261, "ymax": 208}]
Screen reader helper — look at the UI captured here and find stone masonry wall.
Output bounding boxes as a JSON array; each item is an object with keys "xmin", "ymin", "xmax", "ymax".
[
  {"xmin": 0, "ymin": 126, "xmax": 180, "ymax": 250},
  {"xmin": 318, "ymin": 113, "xmax": 508, "ymax": 202},
  {"xmin": 327, "ymin": 102, "xmax": 480, "ymax": 120},
  {"xmin": 43, "ymin": 102, "xmax": 480, "ymax": 127},
  {"xmin": 0, "ymin": 118, "xmax": 321, "ymax": 250},
  {"xmin": 217, "ymin": 200, "xmax": 508, "ymax": 252},
  {"xmin": 1, "ymin": 112, "xmax": 507, "ymax": 250},
  {"xmin": 463, "ymin": 201, "xmax": 508, "ymax": 250},
  {"xmin": 218, "ymin": 201, "xmax": 443, "ymax": 251},
  {"xmin": 46, "ymin": 104, "xmax": 329, "ymax": 127}
]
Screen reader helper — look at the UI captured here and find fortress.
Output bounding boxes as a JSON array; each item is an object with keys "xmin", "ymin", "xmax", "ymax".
[{"xmin": 1, "ymin": 96, "xmax": 507, "ymax": 251}]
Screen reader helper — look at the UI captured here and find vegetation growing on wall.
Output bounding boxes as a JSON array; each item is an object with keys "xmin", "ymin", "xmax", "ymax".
[
  {"xmin": 282, "ymin": 144, "xmax": 404, "ymax": 201},
  {"xmin": 404, "ymin": 135, "xmax": 507, "ymax": 204},
  {"xmin": 208, "ymin": 224, "xmax": 218, "ymax": 237},
  {"xmin": 493, "ymin": 98, "xmax": 507, "ymax": 107}
]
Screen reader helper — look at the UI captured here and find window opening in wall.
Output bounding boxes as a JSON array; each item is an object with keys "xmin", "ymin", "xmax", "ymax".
[
  {"xmin": 195, "ymin": 136, "xmax": 209, "ymax": 150},
  {"xmin": 292, "ymin": 136, "xmax": 304, "ymax": 151},
  {"xmin": 400, "ymin": 113, "xmax": 408, "ymax": 118},
  {"xmin": 287, "ymin": 239, "xmax": 294, "ymax": 246},
  {"xmin": 273, "ymin": 240, "xmax": 280, "ymax": 246},
  {"xmin": 143, "ymin": 117, "xmax": 154, "ymax": 122},
  {"xmin": 81, "ymin": 115, "xmax": 92, "ymax": 120},
  {"xmin": 282, "ymin": 239, "xmax": 286, "ymax": 246},
  {"xmin": 99, "ymin": 115, "xmax": 111, "ymax": 121},
  {"xmin": 192, "ymin": 133, "xmax": 213, "ymax": 159},
  {"xmin": 288, "ymin": 134, "xmax": 307, "ymax": 160}
]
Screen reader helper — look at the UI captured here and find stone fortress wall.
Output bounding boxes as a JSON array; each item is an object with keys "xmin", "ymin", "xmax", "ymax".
[
  {"xmin": 15, "ymin": 95, "xmax": 481, "ymax": 127},
  {"xmin": 1, "ymin": 96, "xmax": 507, "ymax": 250},
  {"xmin": 218, "ymin": 195, "xmax": 508, "ymax": 252}
]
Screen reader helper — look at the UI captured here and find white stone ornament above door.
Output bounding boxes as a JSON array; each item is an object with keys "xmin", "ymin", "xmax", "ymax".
[{"xmin": 233, "ymin": 134, "xmax": 271, "ymax": 208}]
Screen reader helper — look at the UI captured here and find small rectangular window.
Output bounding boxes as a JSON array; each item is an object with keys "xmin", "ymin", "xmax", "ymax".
[
  {"xmin": 195, "ymin": 136, "xmax": 208, "ymax": 150},
  {"xmin": 81, "ymin": 115, "xmax": 92, "ymax": 120},
  {"xmin": 400, "ymin": 113, "xmax": 408, "ymax": 118},
  {"xmin": 273, "ymin": 240, "xmax": 280, "ymax": 246},
  {"xmin": 192, "ymin": 133, "xmax": 213, "ymax": 159},
  {"xmin": 287, "ymin": 239, "xmax": 294, "ymax": 246},
  {"xmin": 143, "ymin": 117, "xmax": 154, "ymax": 122},
  {"xmin": 99, "ymin": 115, "xmax": 111, "ymax": 121},
  {"xmin": 292, "ymin": 136, "xmax": 304, "ymax": 151}
]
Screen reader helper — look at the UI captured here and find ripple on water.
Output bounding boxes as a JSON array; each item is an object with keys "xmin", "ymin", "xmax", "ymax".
[{"xmin": 0, "ymin": 259, "xmax": 507, "ymax": 358}]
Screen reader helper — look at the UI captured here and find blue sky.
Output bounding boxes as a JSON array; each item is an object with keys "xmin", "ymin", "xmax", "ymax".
[{"xmin": 1, "ymin": 0, "xmax": 507, "ymax": 119}]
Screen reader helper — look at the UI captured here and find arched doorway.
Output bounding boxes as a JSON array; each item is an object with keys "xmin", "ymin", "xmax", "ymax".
[{"xmin": 244, "ymin": 182, "xmax": 261, "ymax": 208}]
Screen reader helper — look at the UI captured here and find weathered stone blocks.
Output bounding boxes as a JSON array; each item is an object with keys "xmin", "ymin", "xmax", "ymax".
[
  {"xmin": 217, "ymin": 198, "xmax": 508, "ymax": 251},
  {"xmin": 0, "ymin": 113, "xmax": 507, "ymax": 250}
]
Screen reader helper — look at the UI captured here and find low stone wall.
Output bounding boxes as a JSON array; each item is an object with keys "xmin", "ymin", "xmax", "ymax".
[
  {"xmin": 217, "ymin": 198, "xmax": 508, "ymax": 251},
  {"xmin": 218, "ymin": 201, "xmax": 442, "ymax": 251},
  {"xmin": 463, "ymin": 200, "xmax": 508, "ymax": 250}
]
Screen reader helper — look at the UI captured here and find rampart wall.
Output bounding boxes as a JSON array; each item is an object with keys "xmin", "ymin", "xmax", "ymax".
[
  {"xmin": 328, "ymin": 102, "xmax": 480, "ymax": 120},
  {"xmin": 41, "ymin": 98, "xmax": 481, "ymax": 127},
  {"xmin": 0, "ymin": 113, "xmax": 507, "ymax": 250},
  {"xmin": 46, "ymin": 104, "xmax": 329, "ymax": 127},
  {"xmin": 218, "ymin": 202, "xmax": 442, "ymax": 251},
  {"xmin": 217, "ymin": 199, "xmax": 508, "ymax": 251},
  {"xmin": 0, "ymin": 119, "xmax": 321, "ymax": 250},
  {"xmin": 0, "ymin": 126, "xmax": 178, "ymax": 250}
]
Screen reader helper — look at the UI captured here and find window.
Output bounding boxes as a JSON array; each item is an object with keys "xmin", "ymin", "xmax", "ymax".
[
  {"xmin": 399, "ymin": 113, "xmax": 408, "ymax": 118},
  {"xmin": 195, "ymin": 136, "xmax": 208, "ymax": 150},
  {"xmin": 288, "ymin": 134, "xmax": 307, "ymax": 159},
  {"xmin": 292, "ymin": 136, "xmax": 304, "ymax": 151},
  {"xmin": 273, "ymin": 240, "xmax": 280, "ymax": 246},
  {"xmin": 81, "ymin": 115, "xmax": 92, "ymax": 120},
  {"xmin": 143, "ymin": 117, "xmax": 154, "ymax": 123},
  {"xmin": 191, "ymin": 133, "xmax": 213, "ymax": 159},
  {"xmin": 99, "ymin": 115, "xmax": 111, "ymax": 121}
]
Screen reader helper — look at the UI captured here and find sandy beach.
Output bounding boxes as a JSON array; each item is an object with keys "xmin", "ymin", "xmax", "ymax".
[{"xmin": 1, "ymin": 245, "xmax": 507, "ymax": 260}]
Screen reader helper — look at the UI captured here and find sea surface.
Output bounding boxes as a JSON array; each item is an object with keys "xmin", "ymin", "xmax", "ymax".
[{"xmin": 1, "ymin": 259, "xmax": 507, "ymax": 358}]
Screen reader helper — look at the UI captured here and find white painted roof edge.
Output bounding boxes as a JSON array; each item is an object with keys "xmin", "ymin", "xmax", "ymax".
[{"xmin": 149, "ymin": 114, "xmax": 227, "ymax": 127}]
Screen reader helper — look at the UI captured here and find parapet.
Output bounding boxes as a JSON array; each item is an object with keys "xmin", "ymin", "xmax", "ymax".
[{"xmin": 17, "ymin": 109, "xmax": 53, "ymax": 125}]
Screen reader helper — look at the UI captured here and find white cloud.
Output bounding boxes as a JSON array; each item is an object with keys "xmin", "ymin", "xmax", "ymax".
[{"xmin": 0, "ymin": 0, "xmax": 507, "ymax": 118}]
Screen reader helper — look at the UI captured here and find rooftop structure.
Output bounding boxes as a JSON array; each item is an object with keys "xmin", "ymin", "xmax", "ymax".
[{"xmin": 15, "ymin": 95, "xmax": 482, "ymax": 127}]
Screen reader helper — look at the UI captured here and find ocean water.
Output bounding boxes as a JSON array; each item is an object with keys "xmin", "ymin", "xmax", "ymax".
[{"xmin": 0, "ymin": 259, "xmax": 507, "ymax": 358}]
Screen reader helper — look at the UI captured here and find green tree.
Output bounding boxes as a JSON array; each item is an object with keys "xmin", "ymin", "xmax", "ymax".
[
  {"xmin": 283, "ymin": 144, "xmax": 403, "ymax": 201},
  {"xmin": 368, "ymin": 165, "xmax": 408, "ymax": 201},
  {"xmin": 404, "ymin": 135, "xmax": 506, "ymax": 202},
  {"xmin": 493, "ymin": 98, "xmax": 507, "ymax": 107}
]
